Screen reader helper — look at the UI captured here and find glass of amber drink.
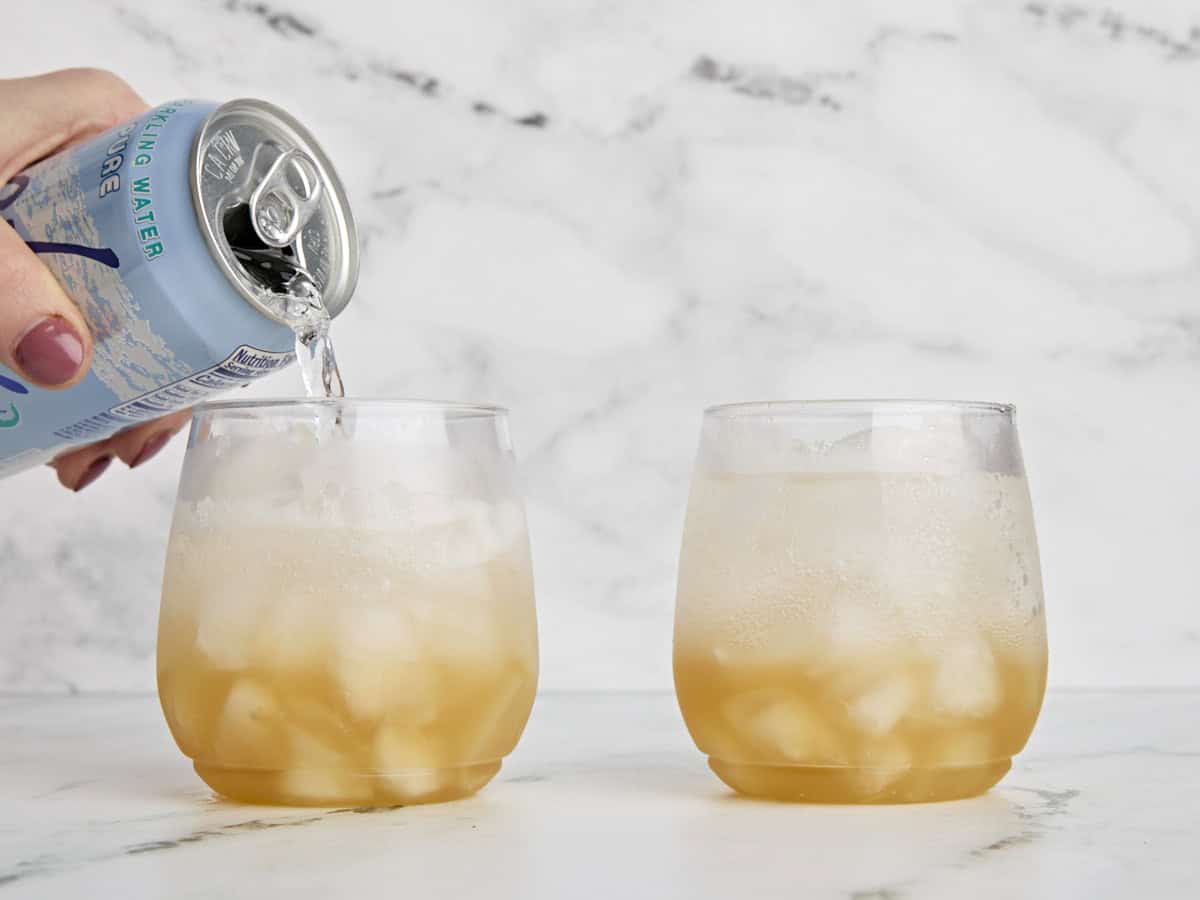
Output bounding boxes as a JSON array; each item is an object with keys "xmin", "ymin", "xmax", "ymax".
[
  {"xmin": 673, "ymin": 400, "xmax": 1047, "ymax": 803},
  {"xmin": 157, "ymin": 400, "xmax": 538, "ymax": 806}
]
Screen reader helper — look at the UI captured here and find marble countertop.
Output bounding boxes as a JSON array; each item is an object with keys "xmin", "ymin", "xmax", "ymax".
[
  {"xmin": 5, "ymin": 0, "xmax": 1200, "ymax": 695},
  {"xmin": 1, "ymin": 690, "xmax": 1196, "ymax": 898}
]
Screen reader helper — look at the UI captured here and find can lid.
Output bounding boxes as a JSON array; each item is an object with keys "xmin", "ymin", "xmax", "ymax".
[{"xmin": 190, "ymin": 99, "xmax": 358, "ymax": 322}]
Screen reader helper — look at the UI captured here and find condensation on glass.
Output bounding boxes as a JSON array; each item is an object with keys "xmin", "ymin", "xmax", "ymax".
[{"xmin": 673, "ymin": 400, "xmax": 1048, "ymax": 803}]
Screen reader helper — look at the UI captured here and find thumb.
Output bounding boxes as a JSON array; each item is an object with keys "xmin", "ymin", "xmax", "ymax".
[{"xmin": 0, "ymin": 218, "xmax": 92, "ymax": 388}]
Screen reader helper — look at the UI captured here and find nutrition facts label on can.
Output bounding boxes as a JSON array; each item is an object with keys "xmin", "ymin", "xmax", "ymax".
[
  {"xmin": 112, "ymin": 345, "xmax": 294, "ymax": 420},
  {"xmin": 53, "ymin": 346, "xmax": 293, "ymax": 440}
]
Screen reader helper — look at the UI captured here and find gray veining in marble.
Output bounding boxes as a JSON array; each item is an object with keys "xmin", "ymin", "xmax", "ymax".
[
  {"xmin": 1, "ymin": 0, "xmax": 1198, "ymax": 691},
  {"xmin": 1, "ymin": 690, "xmax": 1198, "ymax": 898}
]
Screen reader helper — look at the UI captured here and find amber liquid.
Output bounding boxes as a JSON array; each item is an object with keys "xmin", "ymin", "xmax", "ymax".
[
  {"xmin": 158, "ymin": 524, "xmax": 537, "ymax": 806},
  {"xmin": 674, "ymin": 470, "xmax": 1048, "ymax": 803},
  {"xmin": 675, "ymin": 647, "xmax": 1046, "ymax": 803}
]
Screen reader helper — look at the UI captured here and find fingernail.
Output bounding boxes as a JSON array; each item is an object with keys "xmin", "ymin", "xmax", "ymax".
[
  {"xmin": 73, "ymin": 455, "xmax": 112, "ymax": 492},
  {"xmin": 130, "ymin": 432, "xmax": 170, "ymax": 469},
  {"xmin": 14, "ymin": 316, "xmax": 86, "ymax": 387}
]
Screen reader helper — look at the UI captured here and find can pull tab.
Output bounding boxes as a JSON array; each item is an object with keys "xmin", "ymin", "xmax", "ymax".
[{"xmin": 249, "ymin": 148, "xmax": 323, "ymax": 248}]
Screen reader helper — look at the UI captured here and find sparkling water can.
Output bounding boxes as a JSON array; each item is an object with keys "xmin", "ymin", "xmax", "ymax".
[{"xmin": 0, "ymin": 98, "xmax": 358, "ymax": 477}]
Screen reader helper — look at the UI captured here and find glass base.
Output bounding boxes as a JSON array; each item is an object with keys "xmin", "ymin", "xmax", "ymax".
[
  {"xmin": 709, "ymin": 757, "xmax": 1011, "ymax": 804},
  {"xmin": 194, "ymin": 760, "xmax": 502, "ymax": 807}
]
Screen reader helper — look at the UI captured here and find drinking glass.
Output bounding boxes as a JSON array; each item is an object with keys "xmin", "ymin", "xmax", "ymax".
[
  {"xmin": 157, "ymin": 400, "xmax": 538, "ymax": 806},
  {"xmin": 673, "ymin": 400, "xmax": 1047, "ymax": 803}
]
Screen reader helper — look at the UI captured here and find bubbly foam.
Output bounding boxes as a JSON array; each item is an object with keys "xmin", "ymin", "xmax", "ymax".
[
  {"xmin": 176, "ymin": 427, "xmax": 524, "ymax": 552},
  {"xmin": 675, "ymin": 470, "xmax": 1045, "ymax": 657}
]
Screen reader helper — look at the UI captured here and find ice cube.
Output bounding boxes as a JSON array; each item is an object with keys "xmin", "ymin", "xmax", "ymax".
[
  {"xmin": 185, "ymin": 432, "xmax": 307, "ymax": 509},
  {"xmin": 385, "ymin": 448, "xmax": 467, "ymax": 498},
  {"xmin": 388, "ymin": 490, "xmax": 461, "ymax": 531},
  {"xmin": 212, "ymin": 678, "xmax": 284, "ymax": 767},
  {"xmin": 484, "ymin": 501, "xmax": 526, "ymax": 558},
  {"xmin": 392, "ymin": 496, "xmax": 526, "ymax": 570},
  {"xmin": 375, "ymin": 725, "xmax": 441, "ymax": 770},
  {"xmin": 852, "ymin": 737, "xmax": 912, "ymax": 795},
  {"xmin": 193, "ymin": 590, "xmax": 260, "ymax": 672},
  {"xmin": 430, "ymin": 614, "xmax": 509, "ymax": 671},
  {"xmin": 403, "ymin": 576, "xmax": 522, "ymax": 671},
  {"xmin": 275, "ymin": 696, "xmax": 368, "ymax": 805},
  {"xmin": 331, "ymin": 605, "xmax": 432, "ymax": 724},
  {"xmin": 936, "ymin": 729, "xmax": 994, "ymax": 766},
  {"xmin": 279, "ymin": 766, "xmax": 370, "ymax": 806},
  {"xmin": 376, "ymin": 768, "xmax": 445, "ymax": 802},
  {"xmin": 447, "ymin": 501, "xmax": 496, "ymax": 553},
  {"xmin": 931, "ymin": 637, "xmax": 1000, "ymax": 718},
  {"xmin": 285, "ymin": 698, "xmax": 354, "ymax": 764},
  {"xmin": 723, "ymin": 690, "xmax": 842, "ymax": 764},
  {"xmin": 286, "ymin": 722, "xmax": 346, "ymax": 771},
  {"xmin": 337, "ymin": 604, "xmax": 417, "ymax": 655},
  {"xmin": 455, "ymin": 668, "xmax": 535, "ymax": 763},
  {"xmin": 823, "ymin": 602, "xmax": 890, "ymax": 665},
  {"xmin": 847, "ymin": 675, "xmax": 917, "ymax": 737},
  {"xmin": 374, "ymin": 725, "xmax": 445, "ymax": 800},
  {"xmin": 252, "ymin": 599, "xmax": 330, "ymax": 673}
]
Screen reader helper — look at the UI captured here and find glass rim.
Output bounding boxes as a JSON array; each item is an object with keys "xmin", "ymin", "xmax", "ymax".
[
  {"xmin": 704, "ymin": 399, "xmax": 1015, "ymax": 418},
  {"xmin": 195, "ymin": 397, "xmax": 508, "ymax": 419}
]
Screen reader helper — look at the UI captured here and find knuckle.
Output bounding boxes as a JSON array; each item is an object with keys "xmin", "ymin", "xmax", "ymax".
[
  {"xmin": 0, "ymin": 239, "xmax": 71, "ymax": 320},
  {"xmin": 53, "ymin": 67, "xmax": 141, "ymax": 108},
  {"xmin": 0, "ymin": 246, "xmax": 43, "ymax": 303},
  {"xmin": 63, "ymin": 67, "xmax": 124, "ymax": 90}
]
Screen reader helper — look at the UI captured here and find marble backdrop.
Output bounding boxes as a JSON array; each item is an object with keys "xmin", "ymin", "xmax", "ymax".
[{"xmin": 1, "ymin": 0, "xmax": 1197, "ymax": 691}]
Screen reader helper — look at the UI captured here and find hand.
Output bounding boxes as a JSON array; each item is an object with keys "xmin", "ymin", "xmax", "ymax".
[{"xmin": 0, "ymin": 69, "xmax": 191, "ymax": 491}]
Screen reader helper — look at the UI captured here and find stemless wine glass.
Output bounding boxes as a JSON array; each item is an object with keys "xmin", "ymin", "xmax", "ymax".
[
  {"xmin": 673, "ymin": 400, "xmax": 1047, "ymax": 803},
  {"xmin": 157, "ymin": 400, "xmax": 538, "ymax": 807}
]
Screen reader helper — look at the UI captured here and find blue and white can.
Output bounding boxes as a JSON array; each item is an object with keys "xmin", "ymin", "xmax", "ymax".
[{"xmin": 0, "ymin": 98, "xmax": 358, "ymax": 476}]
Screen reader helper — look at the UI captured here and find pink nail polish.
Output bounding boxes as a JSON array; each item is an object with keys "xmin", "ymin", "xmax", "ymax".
[
  {"xmin": 73, "ymin": 455, "xmax": 112, "ymax": 492},
  {"xmin": 131, "ymin": 432, "xmax": 170, "ymax": 469},
  {"xmin": 14, "ymin": 316, "xmax": 85, "ymax": 387}
]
